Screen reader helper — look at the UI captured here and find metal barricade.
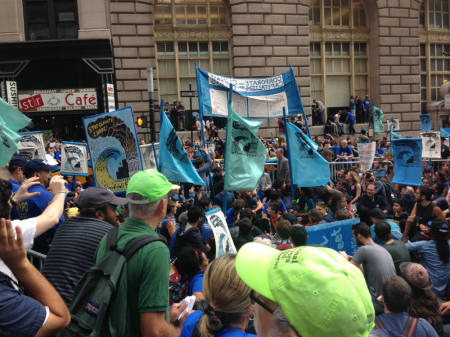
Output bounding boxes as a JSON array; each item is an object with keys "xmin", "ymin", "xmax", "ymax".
[
  {"xmin": 264, "ymin": 162, "xmax": 277, "ymax": 183},
  {"xmin": 27, "ymin": 249, "xmax": 46, "ymax": 271},
  {"xmin": 423, "ymin": 159, "xmax": 450, "ymax": 172},
  {"xmin": 329, "ymin": 158, "xmax": 360, "ymax": 182}
]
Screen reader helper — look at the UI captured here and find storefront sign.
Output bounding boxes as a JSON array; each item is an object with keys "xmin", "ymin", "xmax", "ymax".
[
  {"xmin": 1, "ymin": 81, "xmax": 18, "ymax": 108},
  {"xmin": 19, "ymin": 88, "xmax": 97, "ymax": 112}
]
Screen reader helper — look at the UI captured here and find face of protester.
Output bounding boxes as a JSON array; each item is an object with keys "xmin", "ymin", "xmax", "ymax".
[
  {"xmin": 422, "ymin": 178, "xmax": 431, "ymax": 188},
  {"xmin": 392, "ymin": 202, "xmax": 402, "ymax": 214},
  {"xmin": 415, "ymin": 188, "xmax": 421, "ymax": 201},
  {"xmin": 366, "ymin": 184, "xmax": 376, "ymax": 198},
  {"xmin": 338, "ymin": 196, "xmax": 347, "ymax": 209},
  {"xmin": 100, "ymin": 204, "xmax": 120, "ymax": 226},
  {"xmin": 15, "ymin": 167, "xmax": 25, "ymax": 183},
  {"xmin": 352, "ymin": 231, "xmax": 364, "ymax": 246},
  {"xmin": 36, "ymin": 170, "xmax": 52, "ymax": 187},
  {"xmin": 340, "ymin": 140, "xmax": 347, "ymax": 148}
]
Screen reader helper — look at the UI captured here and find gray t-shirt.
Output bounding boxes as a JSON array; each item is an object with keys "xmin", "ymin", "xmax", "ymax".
[{"xmin": 353, "ymin": 242, "xmax": 396, "ymax": 300}]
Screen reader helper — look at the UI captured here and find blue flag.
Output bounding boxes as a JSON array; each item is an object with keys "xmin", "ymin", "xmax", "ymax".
[
  {"xmin": 440, "ymin": 128, "xmax": 450, "ymax": 138},
  {"xmin": 224, "ymin": 104, "xmax": 267, "ymax": 191},
  {"xmin": 372, "ymin": 106, "xmax": 384, "ymax": 133},
  {"xmin": 390, "ymin": 130, "xmax": 402, "ymax": 140},
  {"xmin": 285, "ymin": 121, "xmax": 330, "ymax": 187},
  {"xmin": 420, "ymin": 114, "xmax": 432, "ymax": 131},
  {"xmin": 392, "ymin": 138, "xmax": 422, "ymax": 186},
  {"xmin": 159, "ymin": 109, "xmax": 205, "ymax": 186},
  {"xmin": 0, "ymin": 98, "xmax": 31, "ymax": 166},
  {"xmin": 306, "ymin": 218, "xmax": 360, "ymax": 255}
]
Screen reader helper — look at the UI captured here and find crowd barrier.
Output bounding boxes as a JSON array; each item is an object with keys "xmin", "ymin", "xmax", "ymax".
[
  {"xmin": 424, "ymin": 159, "xmax": 450, "ymax": 172},
  {"xmin": 329, "ymin": 158, "xmax": 360, "ymax": 182},
  {"xmin": 28, "ymin": 249, "xmax": 46, "ymax": 270}
]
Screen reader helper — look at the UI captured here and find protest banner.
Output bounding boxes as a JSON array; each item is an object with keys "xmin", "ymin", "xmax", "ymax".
[
  {"xmin": 82, "ymin": 106, "xmax": 142, "ymax": 192},
  {"xmin": 285, "ymin": 120, "xmax": 329, "ymax": 187},
  {"xmin": 159, "ymin": 106, "xmax": 205, "ymax": 186},
  {"xmin": 205, "ymin": 208, "xmax": 237, "ymax": 258},
  {"xmin": 372, "ymin": 106, "xmax": 384, "ymax": 133},
  {"xmin": 392, "ymin": 138, "xmax": 422, "ymax": 186},
  {"xmin": 386, "ymin": 118, "xmax": 400, "ymax": 131},
  {"xmin": 420, "ymin": 114, "xmax": 432, "ymax": 131},
  {"xmin": 140, "ymin": 143, "xmax": 159, "ymax": 170},
  {"xmin": 196, "ymin": 67, "xmax": 304, "ymax": 119},
  {"xmin": 60, "ymin": 141, "xmax": 89, "ymax": 176},
  {"xmin": 420, "ymin": 131, "xmax": 441, "ymax": 159},
  {"xmin": 306, "ymin": 218, "xmax": 360, "ymax": 255},
  {"xmin": 358, "ymin": 142, "xmax": 376, "ymax": 171},
  {"xmin": 18, "ymin": 131, "xmax": 46, "ymax": 160},
  {"xmin": 224, "ymin": 103, "xmax": 267, "ymax": 191}
]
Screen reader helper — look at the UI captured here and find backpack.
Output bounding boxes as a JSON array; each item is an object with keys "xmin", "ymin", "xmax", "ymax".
[
  {"xmin": 58, "ymin": 227, "xmax": 163, "ymax": 337},
  {"xmin": 168, "ymin": 262, "xmax": 188, "ymax": 305},
  {"xmin": 374, "ymin": 316, "xmax": 418, "ymax": 337}
]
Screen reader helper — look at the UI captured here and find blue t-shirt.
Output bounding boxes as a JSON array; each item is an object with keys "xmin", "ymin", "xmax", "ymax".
[
  {"xmin": 370, "ymin": 220, "xmax": 402, "ymax": 244},
  {"xmin": 347, "ymin": 111, "xmax": 355, "ymax": 122},
  {"xmin": 372, "ymin": 312, "xmax": 438, "ymax": 337},
  {"xmin": 9, "ymin": 179, "xmax": 20, "ymax": 192},
  {"xmin": 363, "ymin": 99, "xmax": 370, "ymax": 111},
  {"xmin": 11, "ymin": 184, "xmax": 64, "ymax": 244},
  {"xmin": 188, "ymin": 272, "xmax": 204, "ymax": 296},
  {"xmin": 263, "ymin": 200, "xmax": 287, "ymax": 215},
  {"xmin": 54, "ymin": 151, "xmax": 61, "ymax": 161},
  {"xmin": 0, "ymin": 272, "xmax": 47, "ymax": 337},
  {"xmin": 226, "ymin": 208, "xmax": 236, "ymax": 228},
  {"xmin": 214, "ymin": 192, "xmax": 235, "ymax": 212},
  {"xmin": 335, "ymin": 145, "xmax": 353, "ymax": 156},
  {"xmin": 180, "ymin": 311, "xmax": 258, "ymax": 337}
]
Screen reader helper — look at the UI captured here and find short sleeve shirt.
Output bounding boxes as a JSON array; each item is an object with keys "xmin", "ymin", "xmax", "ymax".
[
  {"xmin": 95, "ymin": 217, "xmax": 170, "ymax": 337},
  {"xmin": 188, "ymin": 272, "xmax": 204, "ymax": 296},
  {"xmin": 0, "ymin": 272, "xmax": 47, "ymax": 337},
  {"xmin": 335, "ymin": 146, "xmax": 353, "ymax": 156}
]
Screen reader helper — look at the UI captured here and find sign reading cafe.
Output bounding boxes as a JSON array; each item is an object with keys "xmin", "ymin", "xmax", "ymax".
[{"xmin": 18, "ymin": 88, "xmax": 97, "ymax": 112}]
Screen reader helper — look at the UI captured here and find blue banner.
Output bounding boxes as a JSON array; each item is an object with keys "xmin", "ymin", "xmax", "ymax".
[
  {"xmin": 82, "ymin": 106, "xmax": 142, "ymax": 192},
  {"xmin": 420, "ymin": 114, "xmax": 432, "ymax": 131},
  {"xmin": 285, "ymin": 121, "xmax": 330, "ymax": 187},
  {"xmin": 196, "ymin": 67, "xmax": 304, "ymax": 119},
  {"xmin": 159, "ymin": 107, "xmax": 205, "ymax": 186},
  {"xmin": 306, "ymin": 218, "xmax": 360, "ymax": 255},
  {"xmin": 392, "ymin": 137, "xmax": 422, "ymax": 186},
  {"xmin": 440, "ymin": 128, "xmax": 450, "ymax": 138},
  {"xmin": 390, "ymin": 130, "xmax": 402, "ymax": 140}
]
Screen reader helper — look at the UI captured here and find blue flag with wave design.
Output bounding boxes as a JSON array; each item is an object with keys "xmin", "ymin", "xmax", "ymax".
[{"xmin": 392, "ymin": 137, "xmax": 422, "ymax": 186}]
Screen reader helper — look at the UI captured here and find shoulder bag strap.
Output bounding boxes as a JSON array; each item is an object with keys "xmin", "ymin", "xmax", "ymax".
[{"xmin": 123, "ymin": 235, "xmax": 164, "ymax": 261}]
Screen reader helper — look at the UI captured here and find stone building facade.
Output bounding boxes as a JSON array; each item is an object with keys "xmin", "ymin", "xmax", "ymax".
[{"xmin": 0, "ymin": 0, "xmax": 449, "ymax": 139}]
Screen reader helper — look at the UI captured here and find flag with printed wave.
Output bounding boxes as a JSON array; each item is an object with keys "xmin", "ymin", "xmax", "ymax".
[
  {"xmin": 285, "ymin": 120, "xmax": 330, "ymax": 187},
  {"xmin": 372, "ymin": 105, "xmax": 384, "ymax": 133},
  {"xmin": 0, "ymin": 98, "xmax": 31, "ymax": 166},
  {"xmin": 392, "ymin": 137, "xmax": 422, "ymax": 186},
  {"xmin": 159, "ymin": 107, "xmax": 205, "ymax": 186},
  {"xmin": 390, "ymin": 130, "xmax": 402, "ymax": 140},
  {"xmin": 224, "ymin": 103, "xmax": 267, "ymax": 191}
]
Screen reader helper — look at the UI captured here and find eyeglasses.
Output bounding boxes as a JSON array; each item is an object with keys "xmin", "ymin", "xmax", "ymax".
[{"xmin": 250, "ymin": 290, "xmax": 276, "ymax": 314}]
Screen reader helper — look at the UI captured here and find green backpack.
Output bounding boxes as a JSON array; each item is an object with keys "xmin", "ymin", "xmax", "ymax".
[{"xmin": 58, "ymin": 226, "xmax": 162, "ymax": 337}]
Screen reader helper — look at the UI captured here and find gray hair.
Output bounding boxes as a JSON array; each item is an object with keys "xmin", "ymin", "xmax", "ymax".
[
  {"xmin": 128, "ymin": 193, "xmax": 165, "ymax": 218},
  {"xmin": 271, "ymin": 307, "xmax": 300, "ymax": 337}
]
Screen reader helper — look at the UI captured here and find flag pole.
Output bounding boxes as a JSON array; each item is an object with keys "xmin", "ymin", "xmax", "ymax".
[
  {"xmin": 289, "ymin": 65, "xmax": 311, "ymax": 138},
  {"xmin": 152, "ymin": 142, "xmax": 159, "ymax": 171},
  {"xmin": 283, "ymin": 107, "xmax": 296, "ymax": 201},
  {"xmin": 195, "ymin": 62, "xmax": 207, "ymax": 146},
  {"xmin": 158, "ymin": 99, "xmax": 165, "ymax": 171},
  {"xmin": 223, "ymin": 84, "xmax": 233, "ymax": 213}
]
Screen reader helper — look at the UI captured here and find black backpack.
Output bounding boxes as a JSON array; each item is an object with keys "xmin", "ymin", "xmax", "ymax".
[{"xmin": 58, "ymin": 227, "xmax": 163, "ymax": 337}]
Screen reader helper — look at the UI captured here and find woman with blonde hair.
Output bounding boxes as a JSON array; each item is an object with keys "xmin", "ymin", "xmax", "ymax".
[
  {"xmin": 346, "ymin": 170, "xmax": 361, "ymax": 205},
  {"xmin": 180, "ymin": 254, "xmax": 256, "ymax": 337}
]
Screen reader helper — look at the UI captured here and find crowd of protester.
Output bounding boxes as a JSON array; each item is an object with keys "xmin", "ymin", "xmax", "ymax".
[{"xmin": 0, "ymin": 126, "xmax": 449, "ymax": 337}]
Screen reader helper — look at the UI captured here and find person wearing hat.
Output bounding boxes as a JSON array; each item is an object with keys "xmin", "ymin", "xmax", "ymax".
[
  {"xmin": 7, "ymin": 155, "xmax": 27, "ymax": 192},
  {"xmin": 369, "ymin": 208, "xmax": 402, "ymax": 244},
  {"xmin": 235, "ymin": 243, "xmax": 375, "ymax": 337},
  {"xmin": 371, "ymin": 275, "xmax": 439, "ymax": 337},
  {"xmin": 41, "ymin": 187, "xmax": 127, "ymax": 304},
  {"xmin": 95, "ymin": 169, "xmax": 187, "ymax": 337},
  {"xmin": 399, "ymin": 262, "xmax": 443, "ymax": 336},
  {"xmin": 12, "ymin": 159, "xmax": 64, "ymax": 253}
]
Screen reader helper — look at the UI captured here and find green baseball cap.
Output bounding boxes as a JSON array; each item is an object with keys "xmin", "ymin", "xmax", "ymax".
[
  {"xmin": 126, "ymin": 169, "xmax": 180, "ymax": 203},
  {"xmin": 236, "ymin": 243, "xmax": 375, "ymax": 337}
]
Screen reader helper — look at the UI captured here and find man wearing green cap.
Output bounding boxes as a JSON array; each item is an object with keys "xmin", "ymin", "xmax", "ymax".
[
  {"xmin": 235, "ymin": 243, "xmax": 375, "ymax": 337},
  {"xmin": 95, "ymin": 169, "xmax": 185, "ymax": 337}
]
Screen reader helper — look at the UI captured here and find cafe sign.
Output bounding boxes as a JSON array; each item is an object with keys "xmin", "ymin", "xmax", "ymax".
[{"xmin": 19, "ymin": 88, "xmax": 97, "ymax": 112}]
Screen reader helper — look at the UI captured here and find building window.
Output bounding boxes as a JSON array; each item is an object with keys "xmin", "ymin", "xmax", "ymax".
[
  {"xmin": 154, "ymin": 0, "xmax": 228, "ymax": 26},
  {"xmin": 420, "ymin": 0, "xmax": 450, "ymax": 29},
  {"xmin": 308, "ymin": 0, "xmax": 366, "ymax": 27},
  {"xmin": 155, "ymin": 41, "xmax": 231, "ymax": 109},
  {"xmin": 23, "ymin": 0, "xmax": 78, "ymax": 40},
  {"xmin": 310, "ymin": 42, "xmax": 368, "ymax": 111}
]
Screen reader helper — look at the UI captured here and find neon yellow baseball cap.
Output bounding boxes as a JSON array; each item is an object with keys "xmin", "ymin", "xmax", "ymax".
[
  {"xmin": 126, "ymin": 169, "xmax": 180, "ymax": 203},
  {"xmin": 236, "ymin": 243, "xmax": 375, "ymax": 337}
]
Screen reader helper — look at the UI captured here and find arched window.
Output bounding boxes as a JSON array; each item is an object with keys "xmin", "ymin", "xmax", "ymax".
[
  {"xmin": 420, "ymin": 1, "xmax": 450, "ymax": 112},
  {"xmin": 309, "ymin": 0, "xmax": 369, "ymax": 121},
  {"xmin": 154, "ymin": 0, "xmax": 231, "ymax": 110}
]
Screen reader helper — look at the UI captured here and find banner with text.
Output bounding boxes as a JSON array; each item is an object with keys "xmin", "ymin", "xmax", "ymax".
[
  {"xmin": 196, "ymin": 67, "xmax": 304, "ymax": 118},
  {"xmin": 358, "ymin": 142, "xmax": 376, "ymax": 171},
  {"xmin": 306, "ymin": 218, "xmax": 359, "ymax": 255},
  {"xmin": 83, "ymin": 106, "xmax": 142, "ymax": 192},
  {"xmin": 205, "ymin": 208, "xmax": 237, "ymax": 258},
  {"xmin": 421, "ymin": 131, "xmax": 441, "ymax": 159},
  {"xmin": 18, "ymin": 131, "xmax": 46, "ymax": 160},
  {"xmin": 60, "ymin": 142, "xmax": 89, "ymax": 176},
  {"xmin": 392, "ymin": 137, "xmax": 422, "ymax": 186}
]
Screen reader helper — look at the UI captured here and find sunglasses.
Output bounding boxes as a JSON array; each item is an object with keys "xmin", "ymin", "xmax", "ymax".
[{"xmin": 250, "ymin": 290, "xmax": 277, "ymax": 314}]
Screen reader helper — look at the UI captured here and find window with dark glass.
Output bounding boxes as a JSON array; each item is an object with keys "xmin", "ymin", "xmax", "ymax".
[{"xmin": 23, "ymin": 0, "xmax": 78, "ymax": 40}]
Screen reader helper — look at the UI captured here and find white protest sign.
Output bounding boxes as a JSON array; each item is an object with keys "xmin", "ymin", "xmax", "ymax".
[
  {"xmin": 420, "ymin": 131, "xmax": 441, "ymax": 159},
  {"xmin": 387, "ymin": 118, "xmax": 400, "ymax": 131},
  {"xmin": 60, "ymin": 142, "xmax": 89, "ymax": 176},
  {"xmin": 205, "ymin": 208, "xmax": 237, "ymax": 258},
  {"xmin": 358, "ymin": 142, "xmax": 376, "ymax": 171},
  {"xmin": 18, "ymin": 132, "xmax": 46, "ymax": 160},
  {"xmin": 140, "ymin": 143, "xmax": 159, "ymax": 170}
]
